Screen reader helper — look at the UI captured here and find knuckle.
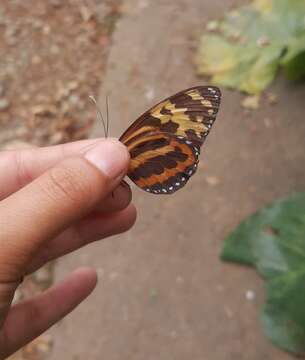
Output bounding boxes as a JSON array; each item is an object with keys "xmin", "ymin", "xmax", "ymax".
[
  {"xmin": 11, "ymin": 150, "xmax": 33, "ymax": 188},
  {"xmin": 43, "ymin": 163, "xmax": 90, "ymax": 205},
  {"xmin": 25, "ymin": 300, "xmax": 43, "ymax": 322}
]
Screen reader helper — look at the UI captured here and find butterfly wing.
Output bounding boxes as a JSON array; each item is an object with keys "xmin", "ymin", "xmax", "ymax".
[
  {"xmin": 125, "ymin": 133, "xmax": 200, "ymax": 194},
  {"xmin": 119, "ymin": 86, "xmax": 221, "ymax": 194}
]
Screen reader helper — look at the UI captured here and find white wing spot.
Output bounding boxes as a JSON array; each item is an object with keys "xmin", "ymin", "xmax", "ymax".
[
  {"xmin": 181, "ymin": 177, "xmax": 186, "ymax": 182},
  {"xmin": 169, "ymin": 186, "xmax": 173, "ymax": 190},
  {"xmin": 208, "ymin": 87, "xmax": 217, "ymax": 94},
  {"xmin": 175, "ymin": 182, "xmax": 180, "ymax": 186},
  {"xmin": 186, "ymin": 140, "xmax": 192, "ymax": 145},
  {"xmin": 162, "ymin": 189, "xmax": 167, "ymax": 193}
]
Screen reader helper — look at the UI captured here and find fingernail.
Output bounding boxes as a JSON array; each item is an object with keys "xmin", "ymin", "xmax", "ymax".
[{"xmin": 85, "ymin": 140, "xmax": 129, "ymax": 178}]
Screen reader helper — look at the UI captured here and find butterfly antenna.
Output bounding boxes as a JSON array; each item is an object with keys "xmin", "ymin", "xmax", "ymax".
[
  {"xmin": 89, "ymin": 95, "xmax": 108, "ymax": 138},
  {"xmin": 106, "ymin": 94, "xmax": 110, "ymax": 137}
]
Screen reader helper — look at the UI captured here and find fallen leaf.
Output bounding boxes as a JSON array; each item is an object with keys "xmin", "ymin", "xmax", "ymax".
[
  {"xmin": 205, "ymin": 175, "xmax": 220, "ymax": 186},
  {"xmin": 221, "ymin": 192, "xmax": 305, "ymax": 355},
  {"xmin": 197, "ymin": 0, "xmax": 305, "ymax": 94},
  {"xmin": 206, "ymin": 20, "xmax": 220, "ymax": 32},
  {"xmin": 241, "ymin": 95, "xmax": 260, "ymax": 110},
  {"xmin": 23, "ymin": 334, "xmax": 53, "ymax": 357}
]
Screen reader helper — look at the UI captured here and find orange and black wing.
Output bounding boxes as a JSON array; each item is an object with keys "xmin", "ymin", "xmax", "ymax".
[{"xmin": 119, "ymin": 86, "xmax": 221, "ymax": 194}]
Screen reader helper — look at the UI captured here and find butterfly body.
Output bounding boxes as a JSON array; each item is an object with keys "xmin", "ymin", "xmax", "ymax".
[{"xmin": 119, "ymin": 86, "xmax": 221, "ymax": 194}]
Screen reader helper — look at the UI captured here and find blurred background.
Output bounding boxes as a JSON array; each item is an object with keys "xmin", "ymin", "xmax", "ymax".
[{"xmin": 2, "ymin": 0, "xmax": 305, "ymax": 359}]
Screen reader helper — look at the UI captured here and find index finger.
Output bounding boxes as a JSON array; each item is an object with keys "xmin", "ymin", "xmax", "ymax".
[{"xmin": 0, "ymin": 139, "xmax": 107, "ymax": 199}]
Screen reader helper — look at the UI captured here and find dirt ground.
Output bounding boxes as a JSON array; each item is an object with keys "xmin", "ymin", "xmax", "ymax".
[
  {"xmin": 4, "ymin": 0, "xmax": 305, "ymax": 359},
  {"xmin": 0, "ymin": 0, "xmax": 121, "ymax": 149}
]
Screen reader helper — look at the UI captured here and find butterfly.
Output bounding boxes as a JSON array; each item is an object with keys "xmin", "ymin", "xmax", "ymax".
[{"xmin": 118, "ymin": 86, "xmax": 221, "ymax": 195}]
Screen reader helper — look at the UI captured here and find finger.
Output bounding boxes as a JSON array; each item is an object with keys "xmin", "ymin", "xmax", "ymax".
[
  {"xmin": 96, "ymin": 181, "xmax": 132, "ymax": 213},
  {"xmin": 27, "ymin": 204, "xmax": 137, "ymax": 273},
  {"xmin": 0, "ymin": 267, "xmax": 97, "ymax": 359},
  {"xmin": 0, "ymin": 138, "xmax": 110, "ymax": 200},
  {"xmin": 0, "ymin": 141, "xmax": 132, "ymax": 213},
  {"xmin": 0, "ymin": 139, "xmax": 130, "ymax": 282}
]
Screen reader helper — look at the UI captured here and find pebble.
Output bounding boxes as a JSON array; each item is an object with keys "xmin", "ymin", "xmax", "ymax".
[
  {"xmin": 32, "ymin": 19, "xmax": 44, "ymax": 30},
  {"xmin": 67, "ymin": 81, "xmax": 79, "ymax": 91},
  {"xmin": 267, "ymin": 92, "xmax": 277, "ymax": 105},
  {"xmin": 1, "ymin": 140, "xmax": 34, "ymax": 151},
  {"xmin": 206, "ymin": 20, "xmax": 219, "ymax": 31},
  {"xmin": 145, "ymin": 87, "xmax": 155, "ymax": 101},
  {"xmin": 256, "ymin": 36, "xmax": 270, "ymax": 47},
  {"xmin": 49, "ymin": 131, "xmax": 64, "ymax": 145},
  {"xmin": 33, "ymin": 265, "xmax": 52, "ymax": 284},
  {"xmin": 176, "ymin": 275, "xmax": 184, "ymax": 284},
  {"xmin": 80, "ymin": 5, "xmax": 94, "ymax": 22},
  {"xmin": 0, "ymin": 98, "xmax": 10, "ymax": 111},
  {"xmin": 69, "ymin": 93, "xmax": 80, "ymax": 105},
  {"xmin": 263, "ymin": 117, "xmax": 273, "ymax": 128},
  {"xmin": 97, "ymin": 267, "xmax": 105, "ymax": 278},
  {"xmin": 23, "ymin": 334, "xmax": 53, "ymax": 356},
  {"xmin": 31, "ymin": 55, "xmax": 42, "ymax": 65},
  {"xmin": 170, "ymin": 330, "xmax": 178, "ymax": 339},
  {"xmin": 245, "ymin": 290, "xmax": 256, "ymax": 301},
  {"xmin": 205, "ymin": 175, "xmax": 220, "ymax": 186},
  {"xmin": 42, "ymin": 24, "xmax": 51, "ymax": 35},
  {"xmin": 241, "ymin": 95, "xmax": 260, "ymax": 110},
  {"xmin": 50, "ymin": 44, "xmax": 60, "ymax": 55},
  {"xmin": 149, "ymin": 288, "xmax": 159, "ymax": 300}
]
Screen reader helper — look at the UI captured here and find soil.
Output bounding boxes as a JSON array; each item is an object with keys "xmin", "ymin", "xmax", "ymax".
[{"xmin": 0, "ymin": 0, "xmax": 121, "ymax": 149}]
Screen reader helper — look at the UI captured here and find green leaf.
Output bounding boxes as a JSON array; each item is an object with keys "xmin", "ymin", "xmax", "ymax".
[
  {"xmin": 221, "ymin": 193, "xmax": 305, "ymax": 354},
  {"xmin": 281, "ymin": 33, "xmax": 305, "ymax": 80},
  {"xmin": 197, "ymin": 35, "xmax": 283, "ymax": 94},
  {"xmin": 197, "ymin": 0, "xmax": 305, "ymax": 94},
  {"xmin": 262, "ymin": 271, "xmax": 305, "ymax": 354}
]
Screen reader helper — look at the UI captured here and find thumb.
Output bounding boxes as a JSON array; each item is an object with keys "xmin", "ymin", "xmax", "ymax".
[{"xmin": 0, "ymin": 139, "xmax": 129, "ymax": 282}]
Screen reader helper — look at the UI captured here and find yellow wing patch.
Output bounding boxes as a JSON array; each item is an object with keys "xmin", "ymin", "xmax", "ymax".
[{"xmin": 149, "ymin": 99, "xmax": 208, "ymax": 139}]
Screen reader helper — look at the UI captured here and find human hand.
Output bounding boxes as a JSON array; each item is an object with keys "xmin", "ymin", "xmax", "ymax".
[{"xmin": 0, "ymin": 139, "xmax": 136, "ymax": 358}]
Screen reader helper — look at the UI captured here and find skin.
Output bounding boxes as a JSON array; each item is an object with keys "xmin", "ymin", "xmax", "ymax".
[{"xmin": 0, "ymin": 138, "xmax": 137, "ymax": 359}]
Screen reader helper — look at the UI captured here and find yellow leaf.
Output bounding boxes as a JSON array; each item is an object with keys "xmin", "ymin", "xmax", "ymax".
[
  {"xmin": 196, "ymin": 35, "xmax": 239, "ymax": 75},
  {"xmin": 253, "ymin": 0, "xmax": 273, "ymax": 13}
]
